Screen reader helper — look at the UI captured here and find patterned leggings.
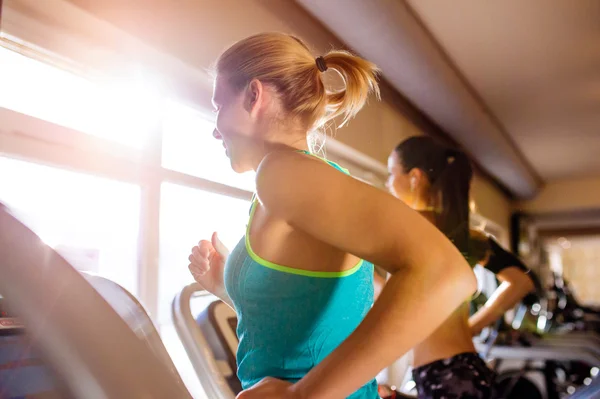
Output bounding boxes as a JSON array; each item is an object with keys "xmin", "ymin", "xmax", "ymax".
[{"xmin": 412, "ymin": 352, "xmax": 496, "ymax": 399}]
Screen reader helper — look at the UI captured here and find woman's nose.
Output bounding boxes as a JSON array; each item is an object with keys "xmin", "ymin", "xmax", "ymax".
[{"xmin": 213, "ymin": 128, "xmax": 222, "ymax": 139}]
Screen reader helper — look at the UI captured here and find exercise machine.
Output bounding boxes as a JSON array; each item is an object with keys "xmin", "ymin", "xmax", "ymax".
[
  {"xmin": 478, "ymin": 316, "xmax": 600, "ymax": 398},
  {"xmin": 173, "ymin": 283, "xmax": 240, "ymax": 399},
  {"xmin": 0, "ymin": 203, "xmax": 191, "ymax": 398}
]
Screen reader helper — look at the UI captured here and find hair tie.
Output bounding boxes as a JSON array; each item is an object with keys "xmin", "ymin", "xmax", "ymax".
[{"xmin": 315, "ymin": 56, "xmax": 328, "ymax": 72}]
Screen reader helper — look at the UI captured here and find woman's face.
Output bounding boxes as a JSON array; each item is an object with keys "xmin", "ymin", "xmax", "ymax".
[
  {"xmin": 211, "ymin": 76, "xmax": 260, "ymax": 173},
  {"xmin": 386, "ymin": 151, "xmax": 412, "ymax": 204},
  {"xmin": 387, "ymin": 151, "xmax": 430, "ymax": 209}
]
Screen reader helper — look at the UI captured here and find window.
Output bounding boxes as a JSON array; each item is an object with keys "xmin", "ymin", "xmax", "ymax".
[
  {"xmin": 160, "ymin": 293, "xmax": 220, "ymax": 399},
  {"xmin": 0, "ymin": 43, "xmax": 160, "ymax": 149},
  {"xmin": 160, "ymin": 324, "xmax": 207, "ymax": 398},
  {"xmin": 158, "ymin": 183, "xmax": 249, "ymax": 324},
  {"xmin": 0, "ymin": 157, "xmax": 141, "ymax": 295},
  {"xmin": 158, "ymin": 183, "xmax": 250, "ymax": 397},
  {"xmin": 162, "ymin": 100, "xmax": 255, "ymax": 191},
  {"xmin": 546, "ymin": 237, "xmax": 600, "ymax": 306}
]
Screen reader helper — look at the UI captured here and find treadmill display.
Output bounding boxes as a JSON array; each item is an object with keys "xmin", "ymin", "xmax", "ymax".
[{"xmin": 0, "ymin": 331, "xmax": 70, "ymax": 399}]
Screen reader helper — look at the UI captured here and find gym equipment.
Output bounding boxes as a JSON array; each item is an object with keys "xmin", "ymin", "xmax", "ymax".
[
  {"xmin": 173, "ymin": 283, "xmax": 240, "ymax": 399},
  {"xmin": 539, "ymin": 272, "xmax": 600, "ymax": 335},
  {"xmin": 478, "ymin": 315, "xmax": 600, "ymax": 398},
  {"xmin": 569, "ymin": 374, "xmax": 600, "ymax": 399},
  {"xmin": 0, "ymin": 301, "xmax": 73, "ymax": 398},
  {"xmin": 472, "ymin": 260, "xmax": 600, "ymax": 398},
  {"xmin": 0, "ymin": 203, "xmax": 191, "ymax": 398},
  {"xmin": 84, "ymin": 273, "xmax": 185, "ymax": 382}
]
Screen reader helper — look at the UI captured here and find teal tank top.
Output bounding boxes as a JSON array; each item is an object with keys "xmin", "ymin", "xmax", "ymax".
[{"xmin": 223, "ymin": 152, "xmax": 378, "ymax": 399}]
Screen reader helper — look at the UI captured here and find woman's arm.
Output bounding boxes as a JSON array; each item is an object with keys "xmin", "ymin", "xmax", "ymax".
[
  {"xmin": 242, "ymin": 152, "xmax": 476, "ymax": 399},
  {"xmin": 469, "ymin": 266, "xmax": 535, "ymax": 335}
]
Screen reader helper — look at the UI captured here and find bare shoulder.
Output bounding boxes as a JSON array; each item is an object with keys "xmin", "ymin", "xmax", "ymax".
[
  {"xmin": 255, "ymin": 151, "xmax": 356, "ymax": 214},
  {"xmin": 256, "ymin": 151, "xmax": 342, "ymax": 184},
  {"xmin": 253, "ymin": 150, "xmax": 471, "ymax": 278}
]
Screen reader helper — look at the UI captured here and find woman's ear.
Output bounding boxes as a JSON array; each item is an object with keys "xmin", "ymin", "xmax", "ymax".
[
  {"xmin": 408, "ymin": 168, "xmax": 424, "ymax": 190},
  {"xmin": 245, "ymin": 79, "xmax": 264, "ymax": 117}
]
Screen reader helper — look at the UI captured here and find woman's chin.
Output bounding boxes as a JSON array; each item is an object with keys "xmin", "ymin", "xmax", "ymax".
[{"xmin": 229, "ymin": 159, "xmax": 251, "ymax": 174}]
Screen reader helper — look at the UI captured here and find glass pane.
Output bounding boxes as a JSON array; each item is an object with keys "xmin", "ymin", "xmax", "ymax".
[
  {"xmin": 0, "ymin": 45, "xmax": 159, "ymax": 149},
  {"xmin": 160, "ymin": 324, "xmax": 208, "ymax": 399},
  {"xmin": 0, "ymin": 157, "xmax": 141, "ymax": 295},
  {"xmin": 162, "ymin": 100, "xmax": 255, "ymax": 191},
  {"xmin": 159, "ymin": 294, "xmax": 217, "ymax": 399},
  {"xmin": 158, "ymin": 183, "xmax": 249, "ymax": 325},
  {"xmin": 158, "ymin": 184, "xmax": 249, "ymax": 398}
]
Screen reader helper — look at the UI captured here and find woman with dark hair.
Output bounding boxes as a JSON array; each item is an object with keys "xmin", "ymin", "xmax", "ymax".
[
  {"xmin": 385, "ymin": 136, "xmax": 495, "ymax": 399},
  {"xmin": 468, "ymin": 229, "xmax": 538, "ymax": 336}
]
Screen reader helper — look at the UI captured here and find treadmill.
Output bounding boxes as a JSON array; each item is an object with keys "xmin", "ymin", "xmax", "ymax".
[
  {"xmin": 475, "ymin": 316, "xmax": 600, "ymax": 398},
  {"xmin": 0, "ymin": 203, "xmax": 191, "ymax": 398},
  {"xmin": 569, "ymin": 376, "xmax": 600, "ymax": 399},
  {"xmin": 173, "ymin": 283, "xmax": 240, "ymax": 399}
]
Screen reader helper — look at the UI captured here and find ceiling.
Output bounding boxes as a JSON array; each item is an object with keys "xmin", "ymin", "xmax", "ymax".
[
  {"xmin": 405, "ymin": 0, "xmax": 600, "ymax": 182},
  {"xmin": 298, "ymin": 0, "xmax": 600, "ymax": 197},
  {"xmin": 297, "ymin": 0, "xmax": 540, "ymax": 199}
]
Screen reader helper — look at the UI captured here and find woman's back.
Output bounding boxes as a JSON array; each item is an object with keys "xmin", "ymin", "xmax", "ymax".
[
  {"xmin": 224, "ymin": 155, "xmax": 378, "ymax": 398},
  {"xmin": 387, "ymin": 140, "xmax": 494, "ymax": 398},
  {"xmin": 413, "ymin": 303, "xmax": 475, "ymax": 367},
  {"xmin": 410, "ymin": 211, "xmax": 475, "ymax": 367}
]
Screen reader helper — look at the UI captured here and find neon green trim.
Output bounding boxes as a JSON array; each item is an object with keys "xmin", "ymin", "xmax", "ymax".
[
  {"xmin": 245, "ymin": 201, "xmax": 363, "ymax": 278},
  {"xmin": 296, "ymin": 150, "xmax": 350, "ymax": 175}
]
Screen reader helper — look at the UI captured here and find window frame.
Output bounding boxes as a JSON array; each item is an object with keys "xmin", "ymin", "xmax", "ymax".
[{"xmin": 0, "ymin": 38, "xmax": 253, "ymax": 319}]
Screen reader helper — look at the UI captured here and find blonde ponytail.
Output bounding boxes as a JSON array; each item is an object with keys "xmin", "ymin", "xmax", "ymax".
[
  {"xmin": 216, "ymin": 32, "xmax": 380, "ymax": 131},
  {"xmin": 321, "ymin": 51, "xmax": 380, "ymax": 128}
]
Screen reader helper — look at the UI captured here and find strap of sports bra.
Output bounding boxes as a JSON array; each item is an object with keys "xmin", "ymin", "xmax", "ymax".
[{"xmin": 295, "ymin": 150, "xmax": 350, "ymax": 175}]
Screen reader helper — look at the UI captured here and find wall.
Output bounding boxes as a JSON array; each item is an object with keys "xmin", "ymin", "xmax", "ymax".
[
  {"xmin": 548, "ymin": 237, "xmax": 600, "ymax": 306},
  {"xmin": 6, "ymin": 0, "xmax": 512, "ymax": 230},
  {"xmin": 517, "ymin": 176, "xmax": 600, "ymax": 214},
  {"xmin": 472, "ymin": 173, "xmax": 512, "ymax": 232}
]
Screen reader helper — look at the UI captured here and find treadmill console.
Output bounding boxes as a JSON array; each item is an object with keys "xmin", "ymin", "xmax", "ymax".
[{"xmin": 0, "ymin": 296, "xmax": 72, "ymax": 399}]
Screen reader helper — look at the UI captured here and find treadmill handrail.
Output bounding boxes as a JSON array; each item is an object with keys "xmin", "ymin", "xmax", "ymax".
[
  {"xmin": 0, "ymin": 205, "xmax": 191, "ymax": 399},
  {"xmin": 474, "ymin": 342, "xmax": 600, "ymax": 366},
  {"xmin": 536, "ymin": 335, "xmax": 600, "ymax": 357},
  {"xmin": 172, "ymin": 283, "xmax": 236, "ymax": 399},
  {"xmin": 83, "ymin": 273, "xmax": 187, "ymax": 386}
]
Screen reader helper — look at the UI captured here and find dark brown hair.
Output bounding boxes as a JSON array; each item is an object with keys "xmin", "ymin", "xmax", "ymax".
[
  {"xmin": 395, "ymin": 136, "xmax": 473, "ymax": 259},
  {"xmin": 468, "ymin": 229, "xmax": 491, "ymax": 267}
]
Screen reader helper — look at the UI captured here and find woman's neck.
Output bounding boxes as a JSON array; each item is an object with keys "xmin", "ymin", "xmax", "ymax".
[
  {"xmin": 250, "ymin": 137, "xmax": 309, "ymax": 171},
  {"xmin": 418, "ymin": 209, "xmax": 438, "ymax": 224},
  {"xmin": 410, "ymin": 196, "xmax": 438, "ymax": 214}
]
